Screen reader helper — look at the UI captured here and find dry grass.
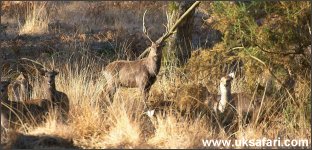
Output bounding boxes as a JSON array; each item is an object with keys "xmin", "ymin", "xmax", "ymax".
[
  {"xmin": 1, "ymin": 54, "xmax": 310, "ymax": 149},
  {"xmin": 147, "ymin": 114, "xmax": 213, "ymax": 148},
  {"xmin": 18, "ymin": 2, "xmax": 50, "ymax": 35}
]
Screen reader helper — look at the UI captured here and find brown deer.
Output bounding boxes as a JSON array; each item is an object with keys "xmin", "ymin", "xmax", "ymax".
[
  {"xmin": 9, "ymin": 72, "xmax": 33, "ymax": 102},
  {"xmin": 207, "ymin": 73, "xmax": 261, "ymax": 127},
  {"xmin": 40, "ymin": 69, "xmax": 69, "ymax": 122},
  {"xmin": 103, "ymin": 11, "xmax": 166, "ymax": 110},
  {"xmin": 104, "ymin": 43, "xmax": 163, "ymax": 108},
  {"xmin": 1, "ymin": 80, "xmax": 51, "ymax": 130}
]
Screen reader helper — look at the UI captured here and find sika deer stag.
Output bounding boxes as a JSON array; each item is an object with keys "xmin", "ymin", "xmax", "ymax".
[
  {"xmin": 104, "ymin": 43, "xmax": 163, "ymax": 108},
  {"xmin": 1, "ymin": 80, "xmax": 51, "ymax": 130},
  {"xmin": 103, "ymin": 11, "xmax": 166, "ymax": 110}
]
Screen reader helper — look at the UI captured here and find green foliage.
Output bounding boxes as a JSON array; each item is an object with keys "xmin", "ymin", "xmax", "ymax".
[
  {"xmin": 168, "ymin": 1, "xmax": 179, "ymax": 14},
  {"xmin": 183, "ymin": 1, "xmax": 312, "ymax": 128},
  {"xmin": 205, "ymin": 1, "xmax": 311, "ymax": 84}
]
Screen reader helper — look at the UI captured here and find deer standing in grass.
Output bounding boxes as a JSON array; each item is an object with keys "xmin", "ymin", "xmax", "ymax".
[
  {"xmin": 104, "ymin": 42, "xmax": 163, "ymax": 109},
  {"xmin": 0, "ymin": 80, "xmax": 51, "ymax": 130},
  {"xmin": 208, "ymin": 73, "xmax": 261, "ymax": 126},
  {"xmin": 10, "ymin": 72, "xmax": 33, "ymax": 102},
  {"xmin": 103, "ymin": 11, "xmax": 166, "ymax": 110},
  {"xmin": 41, "ymin": 69, "xmax": 69, "ymax": 122}
]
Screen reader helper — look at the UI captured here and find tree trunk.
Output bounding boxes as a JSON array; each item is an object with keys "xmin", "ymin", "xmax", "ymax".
[{"xmin": 167, "ymin": 1, "xmax": 197, "ymax": 66}]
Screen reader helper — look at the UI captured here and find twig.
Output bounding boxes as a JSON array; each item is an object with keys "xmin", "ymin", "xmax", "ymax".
[
  {"xmin": 256, "ymin": 44, "xmax": 301, "ymax": 55},
  {"xmin": 254, "ymin": 80, "xmax": 268, "ymax": 126},
  {"xmin": 20, "ymin": 57, "xmax": 45, "ymax": 68},
  {"xmin": 1, "ymin": 102, "xmax": 28, "ymax": 133}
]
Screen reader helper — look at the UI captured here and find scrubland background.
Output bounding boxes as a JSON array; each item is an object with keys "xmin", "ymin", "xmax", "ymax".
[{"xmin": 0, "ymin": 1, "xmax": 311, "ymax": 149}]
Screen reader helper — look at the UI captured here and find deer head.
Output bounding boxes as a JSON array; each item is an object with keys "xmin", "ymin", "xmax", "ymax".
[
  {"xmin": 16, "ymin": 72, "xmax": 29, "ymax": 85},
  {"xmin": 40, "ymin": 69, "xmax": 59, "ymax": 88}
]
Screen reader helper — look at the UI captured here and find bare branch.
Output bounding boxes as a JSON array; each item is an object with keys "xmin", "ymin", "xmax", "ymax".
[
  {"xmin": 256, "ymin": 44, "xmax": 301, "ymax": 55},
  {"xmin": 156, "ymin": 1, "xmax": 201, "ymax": 44},
  {"xmin": 249, "ymin": 55, "xmax": 266, "ymax": 66}
]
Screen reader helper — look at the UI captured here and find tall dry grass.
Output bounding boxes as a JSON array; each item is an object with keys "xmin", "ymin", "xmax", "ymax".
[
  {"xmin": 2, "ymin": 53, "xmax": 310, "ymax": 149},
  {"xmin": 18, "ymin": 2, "xmax": 49, "ymax": 35}
]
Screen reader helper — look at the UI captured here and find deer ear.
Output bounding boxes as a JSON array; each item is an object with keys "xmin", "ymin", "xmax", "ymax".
[
  {"xmin": 53, "ymin": 71, "xmax": 59, "ymax": 76},
  {"xmin": 228, "ymin": 72, "xmax": 235, "ymax": 78}
]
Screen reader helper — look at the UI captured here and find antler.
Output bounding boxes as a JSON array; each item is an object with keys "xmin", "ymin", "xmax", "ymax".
[
  {"xmin": 143, "ymin": 10, "xmax": 153, "ymax": 44},
  {"xmin": 138, "ymin": 1, "xmax": 201, "ymax": 59}
]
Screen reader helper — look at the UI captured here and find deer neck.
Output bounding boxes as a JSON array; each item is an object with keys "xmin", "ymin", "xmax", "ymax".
[
  {"xmin": 20, "ymin": 83, "xmax": 26, "ymax": 95},
  {"xmin": 146, "ymin": 49, "xmax": 162, "ymax": 75},
  {"xmin": 20, "ymin": 83, "xmax": 26, "ymax": 90},
  {"xmin": 218, "ymin": 84, "xmax": 232, "ymax": 112},
  {"xmin": 45, "ymin": 84, "xmax": 57, "ymax": 101}
]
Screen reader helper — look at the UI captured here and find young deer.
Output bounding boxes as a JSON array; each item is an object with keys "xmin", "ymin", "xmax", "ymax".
[
  {"xmin": 10, "ymin": 72, "xmax": 33, "ymax": 101},
  {"xmin": 208, "ymin": 73, "xmax": 261, "ymax": 125},
  {"xmin": 1, "ymin": 80, "xmax": 51, "ymax": 130},
  {"xmin": 41, "ymin": 69, "xmax": 69, "ymax": 121},
  {"xmin": 103, "ymin": 12, "xmax": 165, "ymax": 110}
]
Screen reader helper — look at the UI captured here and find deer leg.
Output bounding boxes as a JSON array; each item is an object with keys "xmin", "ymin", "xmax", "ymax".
[
  {"xmin": 143, "ymin": 87, "xmax": 151, "ymax": 110},
  {"xmin": 138, "ymin": 82, "xmax": 150, "ymax": 110},
  {"xmin": 138, "ymin": 87, "xmax": 147, "ymax": 110}
]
